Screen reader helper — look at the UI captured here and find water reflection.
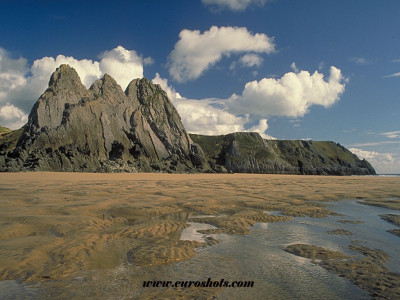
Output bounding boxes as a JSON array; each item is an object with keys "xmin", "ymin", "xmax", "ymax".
[
  {"xmin": 161, "ymin": 199, "xmax": 399, "ymax": 299},
  {"xmin": 7, "ymin": 199, "xmax": 400, "ymax": 299},
  {"xmin": 180, "ymin": 222, "xmax": 218, "ymax": 242},
  {"xmin": 0, "ymin": 280, "xmax": 37, "ymax": 299}
]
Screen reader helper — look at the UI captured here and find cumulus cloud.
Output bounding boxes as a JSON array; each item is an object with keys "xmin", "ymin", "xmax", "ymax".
[
  {"xmin": 239, "ymin": 53, "xmax": 263, "ymax": 68},
  {"xmin": 99, "ymin": 46, "xmax": 150, "ymax": 89},
  {"xmin": 168, "ymin": 26, "xmax": 275, "ymax": 82},
  {"xmin": 227, "ymin": 66, "xmax": 346, "ymax": 118},
  {"xmin": 173, "ymin": 98, "xmax": 250, "ymax": 135},
  {"xmin": 247, "ymin": 119, "xmax": 274, "ymax": 139},
  {"xmin": 0, "ymin": 103, "xmax": 28, "ymax": 129},
  {"xmin": 0, "ymin": 46, "xmax": 150, "ymax": 129},
  {"xmin": 152, "ymin": 73, "xmax": 273, "ymax": 137},
  {"xmin": 0, "ymin": 48, "xmax": 28, "ymax": 104},
  {"xmin": 230, "ymin": 53, "xmax": 263, "ymax": 70},
  {"xmin": 152, "ymin": 73, "xmax": 183, "ymax": 101},
  {"xmin": 202, "ymin": 0, "xmax": 267, "ymax": 11},
  {"xmin": 349, "ymin": 147, "xmax": 399, "ymax": 174}
]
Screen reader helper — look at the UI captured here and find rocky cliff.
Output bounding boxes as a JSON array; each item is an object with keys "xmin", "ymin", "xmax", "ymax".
[
  {"xmin": 0, "ymin": 65, "xmax": 209, "ymax": 172},
  {"xmin": 0, "ymin": 65, "xmax": 375, "ymax": 175},
  {"xmin": 190, "ymin": 132, "xmax": 376, "ymax": 175}
]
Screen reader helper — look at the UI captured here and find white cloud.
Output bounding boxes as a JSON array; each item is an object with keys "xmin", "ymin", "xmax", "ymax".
[
  {"xmin": 99, "ymin": 46, "xmax": 147, "ymax": 89},
  {"xmin": 202, "ymin": 0, "xmax": 267, "ymax": 11},
  {"xmin": 349, "ymin": 57, "xmax": 368, "ymax": 65},
  {"xmin": 0, "ymin": 103, "xmax": 28, "ymax": 129},
  {"xmin": 153, "ymin": 68, "xmax": 344, "ymax": 138},
  {"xmin": 384, "ymin": 58, "xmax": 400, "ymax": 77},
  {"xmin": 152, "ymin": 73, "xmax": 182, "ymax": 101},
  {"xmin": 143, "ymin": 57, "xmax": 154, "ymax": 65},
  {"xmin": 349, "ymin": 147, "xmax": 400, "ymax": 174},
  {"xmin": 247, "ymin": 119, "xmax": 274, "ymax": 139},
  {"xmin": 290, "ymin": 62, "xmax": 299, "ymax": 73},
  {"xmin": 152, "ymin": 73, "xmax": 272, "ymax": 137},
  {"xmin": 227, "ymin": 66, "xmax": 346, "ymax": 118},
  {"xmin": 173, "ymin": 98, "xmax": 251, "ymax": 135},
  {"xmin": 239, "ymin": 53, "xmax": 263, "ymax": 68},
  {"xmin": 380, "ymin": 130, "xmax": 400, "ymax": 139},
  {"xmin": 168, "ymin": 26, "xmax": 275, "ymax": 82},
  {"xmin": 230, "ymin": 53, "xmax": 263, "ymax": 70},
  {"xmin": 175, "ymin": 98, "xmax": 274, "ymax": 137},
  {"xmin": 0, "ymin": 46, "xmax": 150, "ymax": 129},
  {"xmin": 31, "ymin": 55, "xmax": 101, "ymax": 87},
  {"xmin": 349, "ymin": 141, "xmax": 400, "ymax": 147},
  {"xmin": 384, "ymin": 72, "xmax": 400, "ymax": 78},
  {"xmin": 0, "ymin": 48, "xmax": 29, "ymax": 106}
]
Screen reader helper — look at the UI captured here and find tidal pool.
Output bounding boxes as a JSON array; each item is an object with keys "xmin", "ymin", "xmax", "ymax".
[
  {"xmin": 9, "ymin": 199, "xmax": 400, "ymax": 299},
  {"xmin": 138, "ymin": 199, "xmax": 399, "ymax": 299}
]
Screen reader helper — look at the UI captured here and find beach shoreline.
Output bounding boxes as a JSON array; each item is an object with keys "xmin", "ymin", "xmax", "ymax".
[{"xmin": 1, "ymin": 173, "xmax": 399, "ymax": 298}]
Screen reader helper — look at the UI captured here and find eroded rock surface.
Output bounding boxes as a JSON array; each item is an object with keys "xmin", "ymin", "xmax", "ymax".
[{"xmin": 0, "ymin": 64, "xmax": 209, "ymax": 172}]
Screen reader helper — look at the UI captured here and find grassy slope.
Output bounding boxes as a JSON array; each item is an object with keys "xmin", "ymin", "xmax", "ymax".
[
  {"xmin": 0, "ymin": 126, "xmax": 12, "ymax": 136},
  {"xmin": 190, "ymin": 133, "xmax": 373, "ymax": 174},
  {"xmin": 0, "ymin": 126, "xmax": 25, "ymax": 152}
]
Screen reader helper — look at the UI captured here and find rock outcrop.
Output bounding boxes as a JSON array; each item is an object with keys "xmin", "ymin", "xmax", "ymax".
[
  {"xmin": 0, "ymin": 64, "xmax": 376, "ymax": 175},
  {"xmin": 190, "ymin": 132, "xmax": 376, "ymax": 175},
  {"xmin": 0, "ymin": 64, "xmax": 209, "ymax": 172}
]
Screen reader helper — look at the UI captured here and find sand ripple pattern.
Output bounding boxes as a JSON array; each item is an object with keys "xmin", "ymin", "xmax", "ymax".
[{"xmin": 0, "ymin": 172, "xmax": 399, "ymax": 288}]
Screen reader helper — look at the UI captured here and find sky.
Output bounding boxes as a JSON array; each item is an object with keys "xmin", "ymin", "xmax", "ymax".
[{"xmin": 0, "ymin": 0, "xmax": 399, "ymax": 174}]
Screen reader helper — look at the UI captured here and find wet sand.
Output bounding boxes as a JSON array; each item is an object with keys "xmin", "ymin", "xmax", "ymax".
[
  {"xmin": 0, "ymin": 172, "xmax": 399, "ymax": 298},
  {"xmin": 285, "ymin": 243, "xmax": 400, "ymax": 299}
]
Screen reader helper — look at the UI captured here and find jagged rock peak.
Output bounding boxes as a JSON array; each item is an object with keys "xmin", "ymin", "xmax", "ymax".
[
  {"xmin": 90, "ymin": 73, "xmax": 125, "ymax": 99},
  {"xmin": 48, "ymin": 64, "xmax": 86, "ymax": 91},
  {"xmin": 2, "ymin": 64, "xmax": 210, "ymax": 173},
  {"xmin": 125, "ymin": 77, "xmax": 164, "ymax": 105},
  {"xmin": 27, "ymin": 64, "xmax": 90, "ymax": 130}
]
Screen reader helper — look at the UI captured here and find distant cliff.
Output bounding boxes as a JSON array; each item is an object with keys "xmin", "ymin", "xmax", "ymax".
[
  {"xmin": 0, "ymin": 65, "xmax": 375, "ymax": 175},
  {"xmin": 190, "ymin": 132, "xmax": 376, "ymax": 175}
]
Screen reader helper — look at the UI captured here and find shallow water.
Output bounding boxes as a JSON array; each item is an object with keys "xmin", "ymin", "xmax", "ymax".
[
  {"xmin": 0, "ymin": 280, "xmax": 38, "ymax": 299},
  {"xmin": 4, "ymin": 199, "xmax": 400, "ymax": 299},
  {"xmin": 145, "ymin": 199, "xmax": 399, "ymax": 299},
  {"xmin": 180, "ymin": 222, "xmax": 218, "ymax": 242}
]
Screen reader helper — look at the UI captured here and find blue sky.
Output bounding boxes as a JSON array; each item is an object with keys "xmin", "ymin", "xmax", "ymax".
[{"xmin": 0, "ymin": 0, "xmax": 399, "ymax": 173}]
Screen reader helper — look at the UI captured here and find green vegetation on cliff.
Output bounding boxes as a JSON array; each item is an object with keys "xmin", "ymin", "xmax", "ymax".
[
  {"xmin": 0, "ymin": 127, "xmax": 24, "ymax": 152},
  {"xmin": 0, "ymin": 65, "xmax": 376, "ymax": 175},
  {"xmin": 190, "ymin": 133, "xmax": 376, "ymax": 175},
  {"xmin": 0, "ymin": 126, "xmax": 12, "ymax": 137}
]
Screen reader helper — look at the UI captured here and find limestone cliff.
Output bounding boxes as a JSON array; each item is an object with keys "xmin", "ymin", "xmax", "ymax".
[
  {"xmin": 0, "ymin": 65, "xmax": 376, "ymax": 175},
  {"xmin": 0, "ymin": 64, "xmax": 209, "ymax": 172},
  {"xmin": 190, "ymin": 132, "xmax": 376, "ymax": 175}
]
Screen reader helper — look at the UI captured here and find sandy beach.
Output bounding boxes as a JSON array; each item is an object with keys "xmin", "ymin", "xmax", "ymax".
[{"xmin": 1, "ymin": 172, "xmax": 399, "ymax": 299}]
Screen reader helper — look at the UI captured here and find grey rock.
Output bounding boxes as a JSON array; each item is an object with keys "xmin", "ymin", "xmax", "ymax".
[
  {"xmin": 190, "ymin": 132, "xmax": 376, "ymax": 176},
  {"xmin": 1, "ymin": 64, "xmax": 209, "ymax": 172},
  {"xmin": 0, "ymin": 64, "xmax": 376, "ymax": 175}
]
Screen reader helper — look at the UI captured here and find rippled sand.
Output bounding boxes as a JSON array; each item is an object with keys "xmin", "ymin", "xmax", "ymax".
[{"xmin": 0, "ymin": 172, "xmax": 399, "ymax": 298}]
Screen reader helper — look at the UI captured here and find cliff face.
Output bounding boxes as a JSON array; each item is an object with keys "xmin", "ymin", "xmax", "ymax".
[
  {"xmin": 0, "ymin": 64, "xmax": 209, "ymax": 172},
  {"xmin": 190, "ymin": 132, "xmax": 376, "ymax": 175},
  {"xmin": 0, "ymin": 65, "xmax": 376, "ymax": 175}
]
